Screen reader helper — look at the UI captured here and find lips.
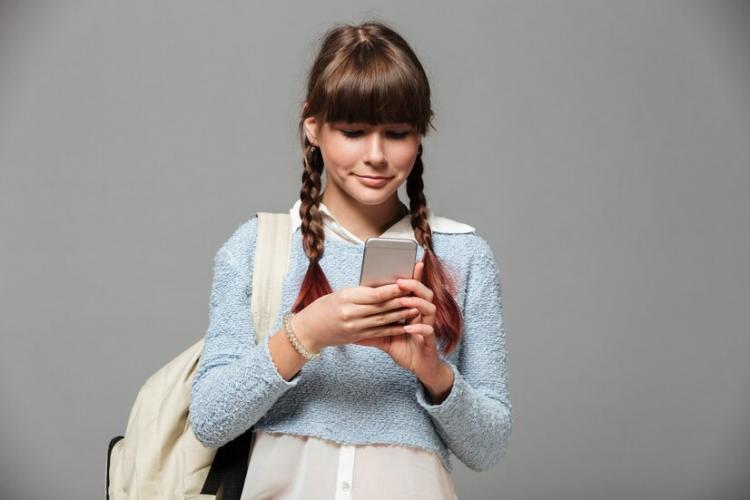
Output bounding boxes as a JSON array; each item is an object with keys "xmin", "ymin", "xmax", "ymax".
[
  {"xmin": 355, "ymin": 174, "xmax": 391, "ymax": 187},
  {"xmin": 356, "ymin": 174, "xmax": 391, "ymax": 180}
]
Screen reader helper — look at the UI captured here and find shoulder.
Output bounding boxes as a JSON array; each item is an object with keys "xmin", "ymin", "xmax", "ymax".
[
  {"xmin": 427, "ymin": 212, "xmax": 498, "ymax": 265},
  {"xmin": 214, "ymin": 215, "xmax": 260, "ymax": 265},
  {"xmin": 427, "ymin": 212, "xmax": 492, "ymax": 255},
  {"xmin": 428, "ymin": 213, "xmax": 476, "ymax": 235}
]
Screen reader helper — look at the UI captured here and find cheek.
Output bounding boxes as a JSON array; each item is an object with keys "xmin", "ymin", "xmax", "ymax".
[
  {"xmin": 323, "ymin": 137, "xmax": 361, "ymax": 169},
  {"xmin": 391, "ymin": 143, "xmax": 420, "ymax": 172}
]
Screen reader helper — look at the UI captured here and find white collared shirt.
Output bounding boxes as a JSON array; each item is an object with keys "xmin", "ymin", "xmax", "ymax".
[
  {"xmin": 240, "ymin": 199, "xmax": 462, "ymax": 500},
  {"xmin": 288, "ymin": 197, "xmax": 417, "ymax": 246},
  {"xmin": 287, "ymin": 197, "xmax": 475, "ymax": 245}
]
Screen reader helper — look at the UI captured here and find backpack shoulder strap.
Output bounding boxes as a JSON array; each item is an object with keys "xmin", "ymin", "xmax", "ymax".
[
  {"xmin": 195, "ymin": 212, "xmax": 292, "ymax": 500},
  {"xmin": 251, "ymin": 212, "xmax": 292, "ymax": 343}
]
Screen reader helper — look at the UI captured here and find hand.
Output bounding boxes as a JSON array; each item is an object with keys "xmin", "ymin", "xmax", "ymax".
[
  {"xmin": 354, "ymin": 260, "xmax": 445, "ymax": 383},
  {"xmin": 290, "ymin": 281, "xmax": 418, "ymax": 352}
]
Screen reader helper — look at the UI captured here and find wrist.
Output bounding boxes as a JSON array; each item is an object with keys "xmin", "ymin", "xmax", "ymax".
[
  {"xmin": 289, "ymin": 312, "xmax": 323, "ymax": 354},
  {"xmin": 420, "ymin": 362, "xmax": 454, "ymax": 405}
]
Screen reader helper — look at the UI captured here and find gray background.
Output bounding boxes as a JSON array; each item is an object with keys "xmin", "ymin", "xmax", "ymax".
[{"xmin": 1, "ymin": 1, "xmax": 748, "ymax": 499}]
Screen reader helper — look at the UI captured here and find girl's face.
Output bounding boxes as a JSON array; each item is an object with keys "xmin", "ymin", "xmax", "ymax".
[{"xmin": 303, "ymin": 116, "xmax": 422, "ymax": 207}]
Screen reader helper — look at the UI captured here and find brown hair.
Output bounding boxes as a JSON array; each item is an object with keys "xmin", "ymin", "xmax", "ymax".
[{"xmin": 292, "ymin": 20, "xmax": 463, "ymax": 354}]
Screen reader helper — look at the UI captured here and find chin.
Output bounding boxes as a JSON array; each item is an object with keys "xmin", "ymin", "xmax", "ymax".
[{"xmin": 349, "ymin": 188, "xmax": 397, "ymax": 206}]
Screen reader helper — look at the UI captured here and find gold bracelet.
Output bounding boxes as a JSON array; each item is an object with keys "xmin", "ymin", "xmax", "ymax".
[{"xmin": 282, "ymin": 312, "xmax": 321, "ymax": 361}]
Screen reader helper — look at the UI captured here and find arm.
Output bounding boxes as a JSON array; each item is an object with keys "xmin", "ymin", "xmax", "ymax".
[
  {"xmin": 415, "ymin": 234, "xmax": 513, "ymax": 471},
  {"xmin": 189, "ymin": 217, "xmax": 302, "ymax": 449}
]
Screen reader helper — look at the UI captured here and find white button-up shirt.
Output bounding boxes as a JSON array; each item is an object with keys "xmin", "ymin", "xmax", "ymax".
[
  {"xmin": 240, "ymin": 199, "xmax": 460, "ymax": 500},
  {"xmin": 289, "ymin": 197, "xmax": 418, "ymax": 245}
]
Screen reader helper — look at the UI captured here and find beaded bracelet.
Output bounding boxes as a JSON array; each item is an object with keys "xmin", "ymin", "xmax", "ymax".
[{"xmin": 282, "ymin": 312, "xmax": 321, "ymax": 361}]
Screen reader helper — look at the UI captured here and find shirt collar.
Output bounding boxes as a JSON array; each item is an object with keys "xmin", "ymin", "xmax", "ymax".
[{"xmin": 288, "ymin": 198, "xmax": 416, "ymax": 246}]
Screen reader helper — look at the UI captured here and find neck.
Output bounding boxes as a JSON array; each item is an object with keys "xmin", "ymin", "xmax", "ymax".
[{"xmin": 321, "ymin": 187, "xmax": 407, "ymax": 242}]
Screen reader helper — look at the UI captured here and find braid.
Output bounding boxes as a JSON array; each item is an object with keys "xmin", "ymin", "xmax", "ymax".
[
  {"xmin": 291, "ymin": 144, "xmax": 334, "ymax": 312},
  {"xmin": 406, "ymin": 145, "xmax": 433, "ymax": 251},
  {"xmin": 299, "ymin": 144, "xmax": 326, "ymax": 262},
  {"xmin": 406, "ymin": 145, "xmax": 464, "ymax": 353}
]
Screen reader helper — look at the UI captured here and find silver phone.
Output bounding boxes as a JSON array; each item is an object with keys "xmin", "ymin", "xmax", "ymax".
[{"xmin": 358, "ymin": 237, "xmax": 418, "ymax": 287}]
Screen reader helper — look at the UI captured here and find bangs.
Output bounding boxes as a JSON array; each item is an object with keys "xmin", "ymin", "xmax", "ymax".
[{"xmin": 313, "ymin": 47, "xmax": 431, "ymax": 134}]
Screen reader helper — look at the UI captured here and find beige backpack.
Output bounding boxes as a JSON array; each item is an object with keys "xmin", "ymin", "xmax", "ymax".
[{"xmin": 106, "ymin": 212, "xmax": 292, "ymax": 500}]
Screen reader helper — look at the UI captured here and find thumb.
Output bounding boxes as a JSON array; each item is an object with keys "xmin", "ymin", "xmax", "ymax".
[{"xmin": 414, "ymin": 260, "xmax": 425, "ymax": 282}]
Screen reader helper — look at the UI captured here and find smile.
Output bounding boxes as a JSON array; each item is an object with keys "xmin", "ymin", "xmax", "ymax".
[{"xmin": 355, "ymin": 174, "xmax": 392, "ymax": 187}]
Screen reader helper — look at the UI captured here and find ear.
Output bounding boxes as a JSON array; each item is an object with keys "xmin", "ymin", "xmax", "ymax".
[{"xmin": 303, "ymin": 115, "xmax": 319, "ymax": 147}]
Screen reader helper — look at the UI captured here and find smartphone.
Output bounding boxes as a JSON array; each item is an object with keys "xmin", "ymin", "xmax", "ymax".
[{"xmin": 358, "ymin": 237, "xmax": 418, "ymax": 287}]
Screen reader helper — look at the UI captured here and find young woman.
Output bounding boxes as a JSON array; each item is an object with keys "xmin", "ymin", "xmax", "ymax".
[{"xmin": 190, "ymin": 20, "xmax": 512, "ymax": 500}]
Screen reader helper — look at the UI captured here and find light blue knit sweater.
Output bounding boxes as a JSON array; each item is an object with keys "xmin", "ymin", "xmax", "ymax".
[{"xmin": 189, "ymin": 214, "xmax": 512, "ymax": 473}]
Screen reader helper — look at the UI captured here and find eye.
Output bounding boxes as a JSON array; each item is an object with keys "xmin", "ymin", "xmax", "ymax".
[
  {"xmin": 340, "ymin": 129, "xmax": 411, "ymax": 139},
  {"xmin": 341, "ymin": 129, "xmax": 364, "ymax": 138},
  {"xmin": 387, "ymin": 131, "xmax": 410, "ymax": 139}
]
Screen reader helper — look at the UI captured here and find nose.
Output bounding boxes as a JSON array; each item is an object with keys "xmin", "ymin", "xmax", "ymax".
[{"xmin": 363, "ymin": 131, "xmax": 387, "ymax": 167}]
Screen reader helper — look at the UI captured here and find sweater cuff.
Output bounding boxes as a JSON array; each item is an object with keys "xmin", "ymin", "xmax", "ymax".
[
  {"xmin": 415, "ymin": 361, "xmax": 462, "ymax": 413},
  {"xmin": 257, "ymin": 334, "xmax": 302, "ymax": 388}
]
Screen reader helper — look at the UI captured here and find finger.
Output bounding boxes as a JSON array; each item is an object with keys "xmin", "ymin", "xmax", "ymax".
[
  {"xmin": 404, "ymin": 323, "xmax": 436, "ymax": 347},
  {"xmin": 353, "ymin": 306, "xmax": 419, "ymax": 331},
  {"xmin": 397, "ymin": 296, "xmax": 436, "ymax": 317},
  {"xmin": 395, "ymin": 277, "xmax": 434, "ymax": 303},
  {"xmin": 413, "ymin": 260, "xmax": 424, "ymax": 282},
  {"xmin": 348, "ymin": 283, "xmax": 410, "ymax": 305},
  {"xmin": 356, "ymin": 322, "xmax": 409, "ymax": 341},
  {"xmin": 353, "ymin": 295, "xmax": 414, "ymax": 317}
]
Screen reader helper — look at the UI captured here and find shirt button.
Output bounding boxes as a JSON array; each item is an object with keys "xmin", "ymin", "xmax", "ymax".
[{"xmin": 341, "ymin": 481, "xmax": 350, "ymax": 492}]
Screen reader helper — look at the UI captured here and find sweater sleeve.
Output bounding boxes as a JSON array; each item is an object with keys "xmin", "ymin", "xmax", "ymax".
[
  {"xmin": 415, "ymin": 234, "xmax": 513, "ymax": 471},
  {"xmin": 189, "ymin": 217, "xmax": 300, "ymax": 449}
]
